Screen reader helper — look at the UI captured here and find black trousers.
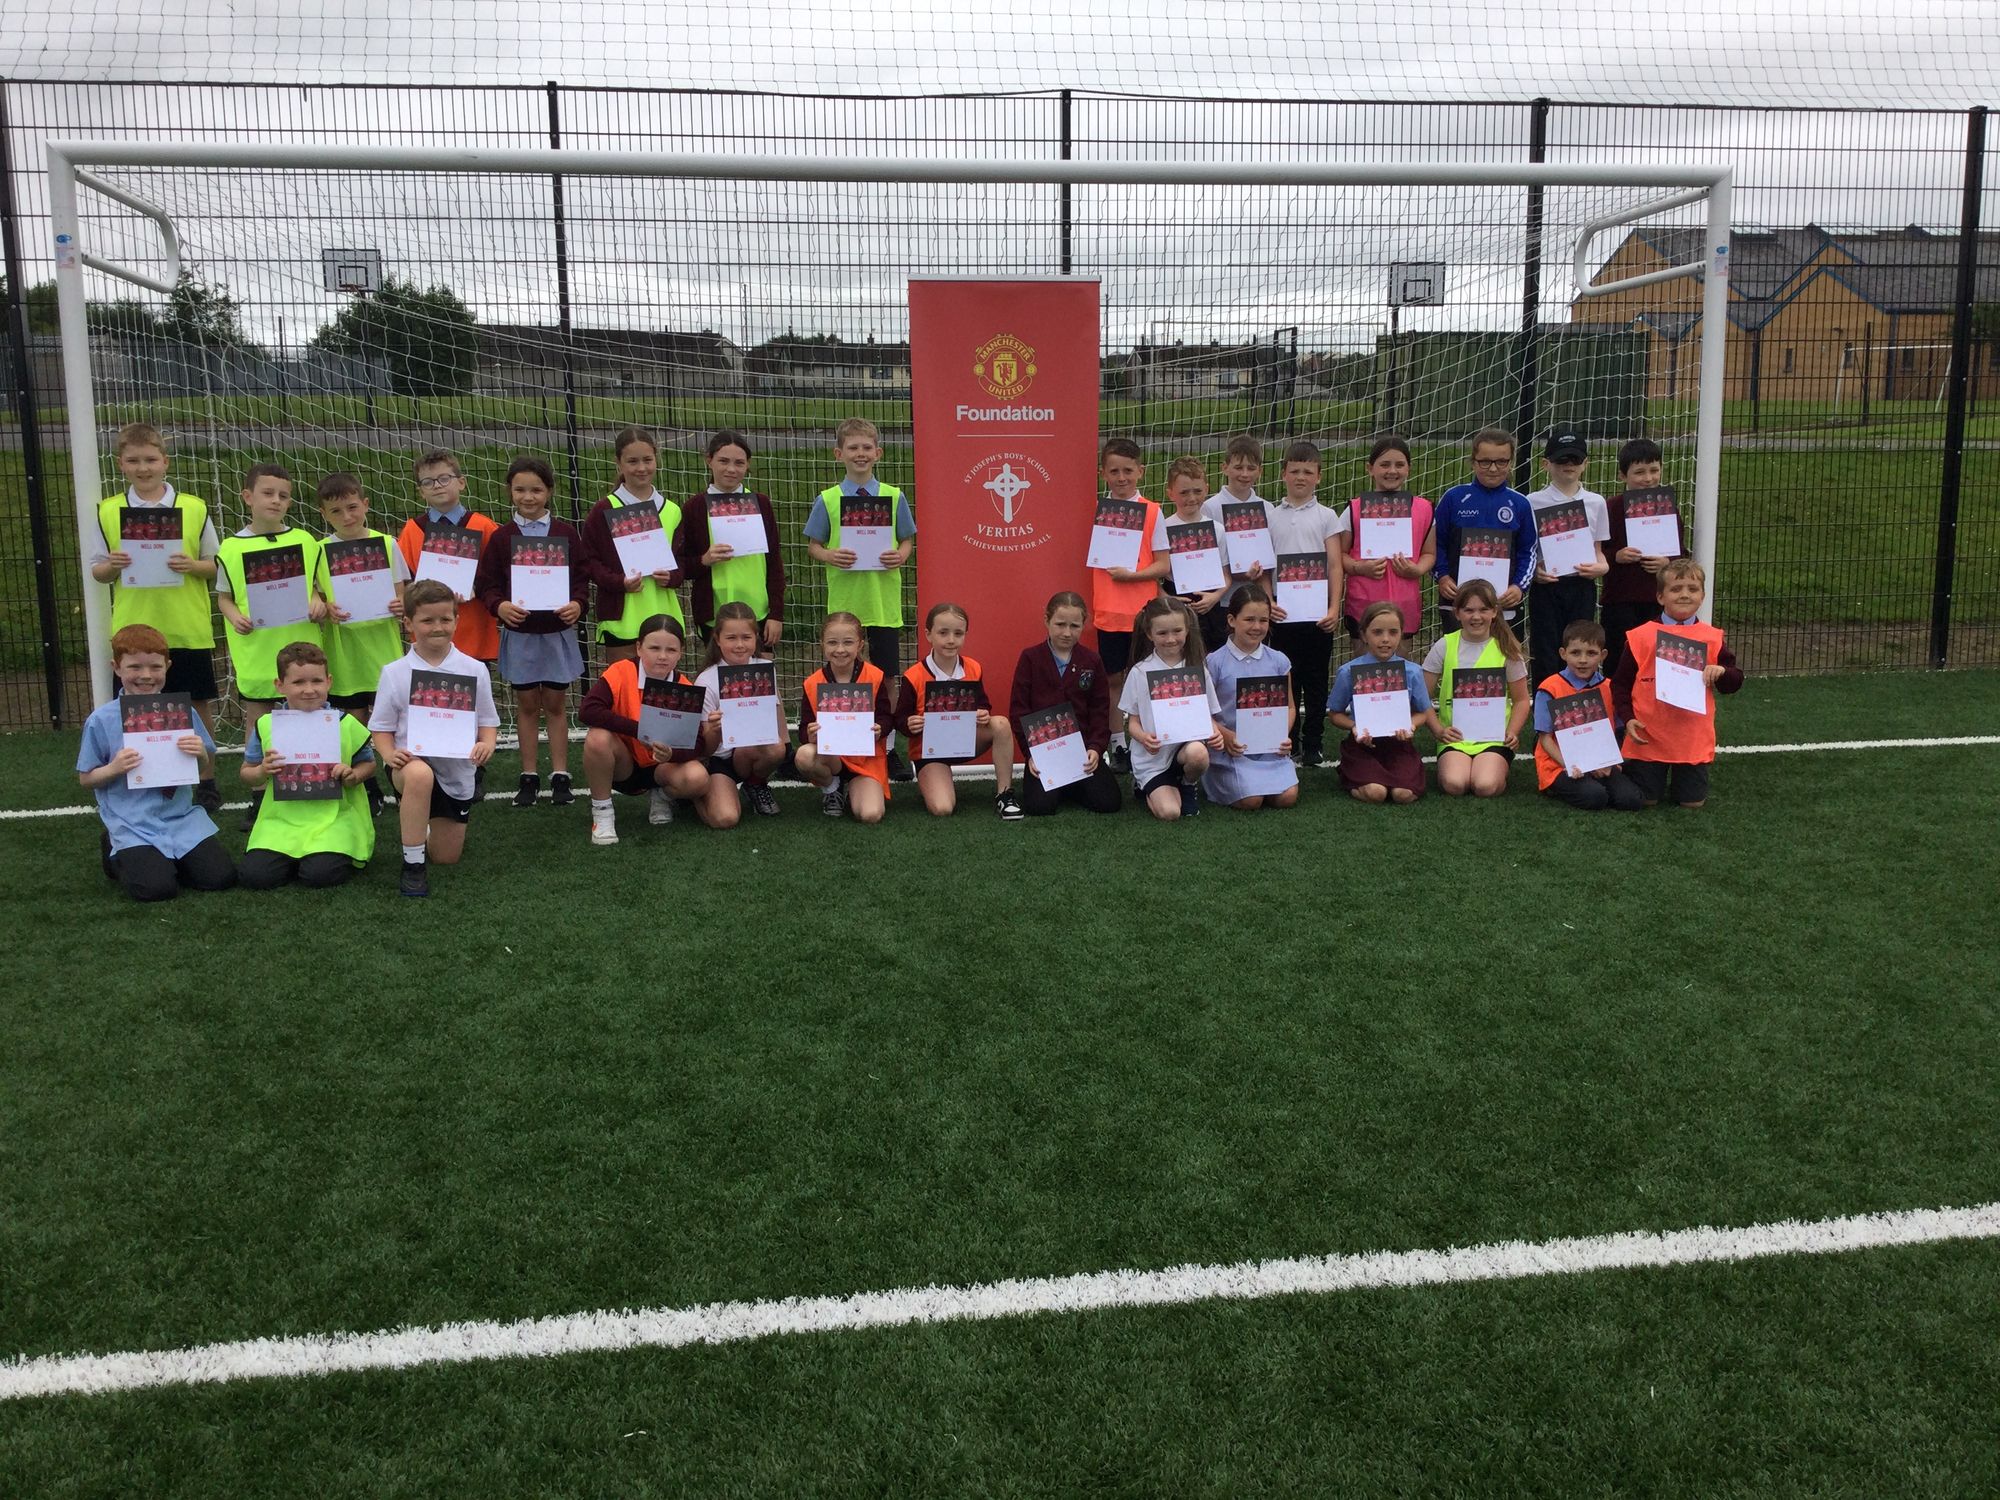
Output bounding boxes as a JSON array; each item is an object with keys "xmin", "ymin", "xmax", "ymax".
[
  {"xmin": 1268, "ymin": 620, "xmax": 1335, "ymax": 758},
  {"xmin": 1543, "ymin": 770, "xmax": 1646, "ymax": 812},
  {"xmin": 1600, "ymin": 600, "xmax": 1655, "ymax": 678},
  {"xmin": 239, "ymin": 849, "xmax": 356, "ymax": 889},
  {"xmin": 1528, "ymin": 576, "xmax": 1599, "ymax": 688},
  {"xmin": 865, "ymin": 626, "xmax": 902, "ymax": 679},
  {"xmin": 110, "ymin": 837, "xmax": 236, "ymax": 902},
  {"xmin": 1020, "ymin": 765, "xmax": 1122, "ymax": 816}
]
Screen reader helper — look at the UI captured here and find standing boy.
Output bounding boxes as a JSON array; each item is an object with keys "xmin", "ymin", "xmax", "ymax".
[
  {"xmin": 1612, "ymin": 559, "xmax": 1743, "ymax": 809},
  {"xmin": 1200, "ymin": 434, "xmax": 1276, "ymax": 589},
  {"xmin": 1089, "ymin": 437, "xmax": 1167, "ymax": 773},
  {"xmin": 89, "ymin": 423, "xmax": 223, "ymax": 810},
  {"xmin": 368, "ymin": 580, "xmax": 500, "ymax": 896},
  {"xmin": 1264, "ymin": 440, "xmax": 1348, "ymax": 766},
  {"xmin": 805, "ymin": 417, "xmax": 917, "ymax": 780},
  {"xmin": 1433, "ymin": 426, "xmax": 1539, "ymax": 633},
  {"xmin": 1524, "ymin": 427, "xmax": 1611, "ymax": 686},
  {"xmin": 396, "ymin": 448, "xmax": 500, "ymax": 667},
  {"xmin": 1601, "ymin": 438, "xmax": 1683, "ymax": 675},
  {"xmin": 77, "ymin": 624, "xmax": 236, "ymax": 902},
  {"xmin": 315, "ymin": 471, "xmax": 408, "ymax": 815}
]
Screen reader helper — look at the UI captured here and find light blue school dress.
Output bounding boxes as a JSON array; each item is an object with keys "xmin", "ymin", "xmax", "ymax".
[{"xmin": 1202, "ymin": 640, "xmax": 1299, "ymax": 804}]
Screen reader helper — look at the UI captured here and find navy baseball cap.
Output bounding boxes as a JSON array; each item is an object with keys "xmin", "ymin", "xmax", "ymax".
[{"xmin": 1543, "ymin": 429, "xmax": 1587, "ymax": 462}]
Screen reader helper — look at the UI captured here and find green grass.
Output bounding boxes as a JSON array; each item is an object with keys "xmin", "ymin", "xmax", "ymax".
[{"xmin": 1, "ymin": 672, "xmax": 1997, "ymax": 1492}]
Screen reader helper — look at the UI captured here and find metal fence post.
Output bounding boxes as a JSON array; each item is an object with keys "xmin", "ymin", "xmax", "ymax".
[
  {"xmin": 0, "ymin": 80, "xmax": 68, "ymax": 727},
  {"xmin": 1512, "ymin": 97, "xmax": 1549, "ymax": 490},
  {"xmin": 1930, "ymin": 104, "xmax": 1988, "ymax": 670},
  {"xmin": 548, "ymin": 81, "xmax": 582, "ymax": 518},
  {"xmin": 1059, "ymin": 88, "xmax": 1073, "ymax": 277}
]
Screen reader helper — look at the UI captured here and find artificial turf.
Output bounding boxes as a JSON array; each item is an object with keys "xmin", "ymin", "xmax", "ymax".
[{"xmin": 1, "ymin": 670, "xmax": 1996, "ymax": 1493}]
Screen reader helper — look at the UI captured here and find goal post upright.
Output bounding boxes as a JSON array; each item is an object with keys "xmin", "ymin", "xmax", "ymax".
[{"xmin": 47, "ymin": 139, "xmax": 1735, "ymax": 701}]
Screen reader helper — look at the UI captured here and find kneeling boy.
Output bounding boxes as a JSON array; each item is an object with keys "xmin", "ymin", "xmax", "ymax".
[
  {"xmin": 368, "ymin": 580, "xmax": 500, "ymax": 895},
  {"xmin": 77, "ymin": 624, "xmax": 236, "ymax": 901},
  {"xmin": 1533, "ymin": 621, "xmax": 1644, "ymax": 812},
  {"xmin": 238, "ymin": 641, "xmax": 378, "ymax": 888},
  {"xmin": 1612, "ymin": 559, "xmax": 1744, "ymax": 809}
]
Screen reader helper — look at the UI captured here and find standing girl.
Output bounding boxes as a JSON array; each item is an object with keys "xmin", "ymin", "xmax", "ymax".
[
  {"xmin": 578, "ymin": 614, "xmax": 713, "ymax": 845},
  {"xmin": 1340, "ymin": 435, "xmax": 1437, "ymax": 636},
  {"xmin": 1007, "ymin": 591, "xmax": 1121, "ymax": 816},
  {"xmin": 795, "ymin": 611, "xmax": 891, "ymax": 824},
  {"xmin": 1118, "ymin": 596, "xmax": 1225, "ymax": 822},
  {"xmin": 581, "ymin": 426, "xmax": 686, "ymax": 664},
  {"xmin": 694, "ymin": 600, "xmax": 787, "ymax": 826},
  {"xmin": 1327, "ymin": 600, "xmax": 1441, "ymax": 805},
  {"xmin": 1422, "ymin": 577, "xmax": 1532, "ymax": 797},
  {"xmin": 892, "ymin": 601, "xmax": 1023, "ymax": 819},
  {"xmin": 475, "ymin": 455, "xmax": 588, "ymax": 807},
  {"xmin": 685, "ymin": 429, "xmax": 786, "ymax": 650},
  {"xmin": 1202, "ymin": 586, "xmax": 1299, "ymax": 811}
]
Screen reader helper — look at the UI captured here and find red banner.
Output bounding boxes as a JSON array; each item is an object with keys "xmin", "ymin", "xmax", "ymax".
[{"xmin": 909, "ymin": 279, "xmax": 1101, "ymax": 726}]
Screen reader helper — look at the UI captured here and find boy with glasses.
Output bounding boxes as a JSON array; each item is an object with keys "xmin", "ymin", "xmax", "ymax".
[
  {"xmin": 1432, "ymin": 426, "xmax": 1539, "ymax": 634},
  {"xmin": 396, "ymin": 447, "xmax": 501, "ymax": 667}
]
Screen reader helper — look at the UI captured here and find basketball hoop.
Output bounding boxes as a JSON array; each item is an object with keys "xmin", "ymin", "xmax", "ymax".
[{"xmin": 320, "ymin": 246, "xmax": 383, "ymax": 296}]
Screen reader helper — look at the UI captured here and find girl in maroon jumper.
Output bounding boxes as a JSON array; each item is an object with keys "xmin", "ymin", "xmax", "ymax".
[{"xmin": 1008, "ymin": 591, "xmax": 1121, "ymax": 816}]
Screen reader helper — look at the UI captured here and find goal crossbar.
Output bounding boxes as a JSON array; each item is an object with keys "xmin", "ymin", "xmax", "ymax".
[{"xmin": 45, "ymin": 141, "xmax": 1733, "ymax": 703}]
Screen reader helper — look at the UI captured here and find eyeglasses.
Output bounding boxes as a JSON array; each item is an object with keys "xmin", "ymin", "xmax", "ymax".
[
  {"xmin": 417, "ymin": 474, "xmax": 459, "ymax": 489},
  {"xmin": 1473, "ymin": 457, "xmax": 1512, "ymax": 469}
]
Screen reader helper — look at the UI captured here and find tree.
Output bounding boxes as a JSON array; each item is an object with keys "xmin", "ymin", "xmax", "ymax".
[
  {"xmin": 4, "ymin": 271, "xmax": 254, "ymax": 346},
  {"xmin": 0, "ymin": 275, "xmax": 62, "ymax": 334},
  {"xmin": 311, "ymin": 276, "xmax": 479, "ymax": 397}
]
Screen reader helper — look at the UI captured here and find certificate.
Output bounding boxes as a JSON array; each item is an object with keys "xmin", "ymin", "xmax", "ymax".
[
  {"xmin": 268, "ymin": 707, "xmax": 345, "ymax": 801},
  {"xmin": 245, "ymin": 543, "xmax": 311, "ymax": 629},
  {"xmin": 1654, "ymin": 631, "xmax": 1711, "ymax": 714},
  {"xmin": 840, "ymin": 495, "xmax": 896, "ymax": 572},
  {"xmin": 1086, "ymin": 497, "xmax": 1147, "ymax": 571},
  {"xmin": 919, "ymin": 678, "xmax": 983, "ymax": 760},
  {"xmin": 119, "ymin": 692, "xmax": 199, "ymax": 789},
  {"xmin": 607, "ymin": 505, "xmax": 674, "ymax": 577},
  {"xmin": 1165, "ymin": 520, "xmax": 1227, "ymax": 594},
  {"xmin": 1551, "ymin": 689, "xmax": 1622, "ymax": 775},
  {"xmin": 323, "ymin": 537, "xmax": 397, "ymax": 623},
  {"xmin": 1020, "ymin": 703, "xmax": 1090, "ymax": 789},
  {"xmin": 1535, "ymin": 500, "xmax": 1598, "ymax": 578},
  {"xmin": 415, "ymin": 524, "xmax": 481, "ymax": 597},
  {"xmin": 1274, "ymin": 552, "xmax": 1330, "ymax": 621},
  {"xmin": 1353, "ymin": 492, "xmax": 1416, "ymax": 560},
  {"xmin": 1457, "ymin": 528, "xmax": 1512, "ymax": 595},
  {"xmin": 1232, "ymin": 673, "xmax": 1289, "ymax": 756},
  {"xmin": 1350, "ymin": 660, "xmax": 1412, "ymax": 741},
  {"xmin": 1623, "ymin": 486, "xmax": 1682, "ymax": 557},
  {"xmin": 706, "ymin": 493, "xmax": 769, "ymax": 558},
  {"xmin": 405, "ymin": 668, "xmax": 478, "ymax": 759},
  {"xmin": 637, "ymin": 676, "xmax": 704, "ymax": 751},
  {"xmin": 510, "ymin": 535, "xmax": 572, "ymax": 612},
  {"xmin": 717, "ymin": 662, "xmax": 780, "ymax": 750},
  {"xmin": 813, "ymin": 679, "xmax": 880, "ymax": 759},
  {"xmin": 118, "ymin": 507, "xmax": 182, "ymax": 589},
  {"xmin": 1146, "ymin": 666, "xmax": 1212, "ymax": 746},
  {"xmin": 1220, "ymin": 501, "xmax": 1276, "ymax": 575},
  {"xmin": 1448, "ymin": 665, "xmax": 1508, "ymax": 744}
]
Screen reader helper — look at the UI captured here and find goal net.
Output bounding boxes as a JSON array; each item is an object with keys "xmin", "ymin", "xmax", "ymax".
[{"xmin": 48, "ymin": 146, "xmax": 1730, "ymax": 731}]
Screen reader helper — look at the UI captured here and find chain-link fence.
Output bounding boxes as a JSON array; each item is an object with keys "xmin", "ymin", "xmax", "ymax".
[{"xmin": 4, "ymin": 82, "xmax": 1994, "ymax": 730}]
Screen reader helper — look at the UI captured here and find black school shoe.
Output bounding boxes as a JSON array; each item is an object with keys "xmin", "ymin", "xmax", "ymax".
[
  {"xmin": 995, "ymin": 789, "xmax": 1024, "ymax": 821},
  {"xmin": 885, "ymin": 749, "xmax": 915, "ymax": 783},
  {"xmin": 194, "ymin": 778, "xmax": 222, "ymax": 812},
  {"xmin": 513, "ymin": 773, "xmax": 540, "ymax": 808},
  {"xmin": 399, "ymin": 859, "xmax": 429, "ymax": 898},
  {"xmin": 239, "ymin": 789, "xmax": 262, "ymax": 832},
  {"xmin": 1107, "ymin": 743, "xmax": 1132, "ymax": 776},
  {"xmin": 1179, "ymin": 781, "xmax": 1203, "ymax": 818},
  {"xmin": 548, "ymin": 772, "xmax": 575, "ymax": 807}
]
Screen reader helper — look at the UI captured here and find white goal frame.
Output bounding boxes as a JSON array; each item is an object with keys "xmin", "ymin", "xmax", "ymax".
[{"xmin": 46, "ymin": 142, "xmax": 1733, "ymax": 704}]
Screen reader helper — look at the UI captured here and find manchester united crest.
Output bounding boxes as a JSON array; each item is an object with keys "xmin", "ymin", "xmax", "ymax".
[{"xmin": 973, "ymin": 333, "xmax": 1038, "ymax": 401}]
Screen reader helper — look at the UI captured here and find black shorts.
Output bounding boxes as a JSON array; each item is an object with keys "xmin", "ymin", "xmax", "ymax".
[
  {"xmin": 613, "ymin": 765, "xmax": 661, "ymax": 797},
  {"xmin": 1437, "ymin": 743, "xmax": 1515, "ymax": 762},
  {"xmin": 429, "ymin": 782, "xmax": 475, "ymax": 824},
  {"xmin": 913, "ymin": 756, "xmax": 974, "ymax": 773},
  {"xmin": 511, "ymin": 680, "xmax": 570, "ymax": 693},
  {"xmin": 328, "ymin": 690, "xmax": 375, "ymax": 716},
  {"xmin": 164, "ymin": 647, "xmax": 219, "ymax": 700},
  {"xmin": 1096, "ymin": 626, "xmax": 1133, "ymax": 675},
  {"xmin": 1138, "ymin": 768, "xmax": 1188, "ymax": 798}
]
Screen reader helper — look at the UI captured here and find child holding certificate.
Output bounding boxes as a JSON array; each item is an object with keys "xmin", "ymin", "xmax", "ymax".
[
  {"xmin": 396, "ymin": 448, "xmax": 501, "ymax": 665},
  {"xmin": 1086, "ymin": 439, "xmax": 1167, "ymax": 718},
  {"xmin": 1421, "ymin": 578, "xmax": 1532, "ymax": 798},
  {"xmin": 1327, "ymin": 602, "xmax": 1440, "ymax": 805},
  {"xmin": 1117, "ymin": 597, "xmax": 1224, "ymax": 822},
  {"xmin": 238, "ymin": 641, "xmax": 377, "ymax": 888},
  {"xmin": 1202, "ymin": 586, "xmax": 1299, "ymax": 812},
  {"xmin": 368, "ymin": 581, "xmax": 500, "ymax": 897},
  {"xmin": 578, "ymin": 614, "xmax": 713, "ymax": 844},
  {"xmin": 1534, "ymin": 621, "xmax": 1645, "ymax": 812},
  {"xmin": 684, "ymin": 429, "xmax": 786, "ymax": 650},
  {"xmin": 795, "ymin": 611, "xmax": 894, "ymax": 824},
  {"xmin": 1611, "ymin": 559, "xmax": 1743, "ymax": 809},
  {"xmin": 892, "ymin": 601, "xmax": 1023, "ymax": 820},
  {"xmin": 474, "ymin": 455, "xmax": 588, "ymax": 808},
  {"xmin": 1601, "ymin": 438, "xmax": 1686, "ymax": 674},
  {"xmin": 581, "ymin": 427, "xmax": 687, "ymax": 662},
  {"xmin": 694, "ymin": 601, "xmax": 787, "ymax": 826},
  {"xmin": 77, "ymin": 625, "xmax": 235, "ymax": 903},
  {"xmin": 1341, "ymin": 436, "xmax": 1437, "ymax": 638},
  {"xmin": 1007, "ymin": 591, "xmax": 1121, "ymax": 817},
  {"xmin": 1524, "ymin": 428, "xmax": 1612, "ymax": 686}
]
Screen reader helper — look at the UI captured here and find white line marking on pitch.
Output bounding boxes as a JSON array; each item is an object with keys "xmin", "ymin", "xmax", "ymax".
[
  {"xmin": 4, "ymin": 733, "xmax": 1997, "ymax": 822},
  {"xmin": 4, "ymin": 1201, "xmax": 1995, "ymax": 1402}
]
